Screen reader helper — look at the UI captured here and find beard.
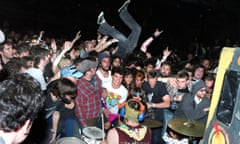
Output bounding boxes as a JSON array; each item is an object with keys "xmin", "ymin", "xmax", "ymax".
[{"xmin": 101, "ymin": 66, "xmax": 109, "ymax": 72}]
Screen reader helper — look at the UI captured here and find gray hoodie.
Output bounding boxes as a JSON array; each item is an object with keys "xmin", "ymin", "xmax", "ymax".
[{"xmin": 174, "ymin": 80, "xmax": 210, "ymax": 124}]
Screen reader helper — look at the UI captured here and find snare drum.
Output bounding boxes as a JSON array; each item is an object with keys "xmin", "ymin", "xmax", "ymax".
[
  {"xmin": 56, "ymin": 137, "xmax": 86, "ymax": 144},
  {"xmin": 81, "ymin": 127, "xmax": 105, "ymax": 144}
]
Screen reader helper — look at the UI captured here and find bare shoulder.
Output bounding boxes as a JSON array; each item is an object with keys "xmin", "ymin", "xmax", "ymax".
[{"xmin": 106, "ymin": 128, "xmax": 119, "ymax": 144}]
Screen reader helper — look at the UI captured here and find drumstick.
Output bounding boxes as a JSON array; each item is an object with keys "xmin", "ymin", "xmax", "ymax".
[{"xmin": 101, "ymin": 113, "xmax": 105, "ymax": 142}]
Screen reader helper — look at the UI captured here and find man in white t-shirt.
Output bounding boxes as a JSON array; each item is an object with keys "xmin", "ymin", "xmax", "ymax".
[
  {"xmin": 102, "ymin": 66, "xmax": 128, "ymax": 129},
  {"xmin": 96, "ymin": 51, "xmax": 112, "ymax": 86},
  {"xmin": 25, "ymin": 46, "xmax": 50, "ymax": 91}
]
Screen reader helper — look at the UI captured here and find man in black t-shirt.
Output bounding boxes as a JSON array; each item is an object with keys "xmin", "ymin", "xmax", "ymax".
[{"xmin": 142, "ymin": 70, "xmax": 170, "ymax": 144}]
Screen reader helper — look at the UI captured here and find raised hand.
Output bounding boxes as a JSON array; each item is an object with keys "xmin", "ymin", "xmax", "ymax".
[
  {"xmin": 37, "ymin": 30, "xmax": 44, "ymax": 44},
  {"xmin": 163, "ymin": 47, "xmax": 172, "ymax": 57},
  {"xmin": 63, "ymin": 41, "xmax": 73, "ymax": 52},
  {"xmin": 71, "ymin": 30, "xmax": 81, "ymax": 45},
  {"xmin": 154, "ymin": 28, "xmax": 163, "ymax": 37},
  {"xmin": 50, "ymin": 38, "xmax": 57, "ymax": 53}
]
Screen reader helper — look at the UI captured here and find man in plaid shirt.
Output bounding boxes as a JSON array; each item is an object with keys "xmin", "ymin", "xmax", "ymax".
[{"xmin": 75, "ymin": 59, "xmax": 102, "ymax": 128}]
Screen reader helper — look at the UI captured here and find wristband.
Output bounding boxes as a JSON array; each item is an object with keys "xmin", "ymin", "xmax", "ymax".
[
  {"xmin": 152, "ymin": 103, "xmax": 156, "ymax": 108},
  {"xmin": 50, "ymin": 129, "xmax": 56, "ymax": 134},
  {"xmin": 151, "ymin": 34, "xmax": 157, "ymax": 40}
]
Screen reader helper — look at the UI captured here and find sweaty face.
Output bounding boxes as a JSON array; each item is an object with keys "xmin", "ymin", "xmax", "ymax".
[
  {"xmin": 196, "ymin": 87, "xmax": 207, "ymax": 99},
  {"xmin": 2, "ymin": 44, "xmax": 13, "ymax": 59},
  {"xmin": 193, "ymin": 67, "xmax": 204, "ymax": 80},
  {"xmin": 205, "ymin": 79, "xmax": 214, "ymax": 88},
  {"xmin": 202, "ymin": 60, "xmax": 210, "ymax": 70},
  {"xmin": 176, "ymin": 78, "xmax": 189, "ymax": 90},
  {"xmin": 112, "ymin": 58, "xmax": 121, "ymax": 67},
  {"xmin": 124, "ymin": 74, "xmax": 133, "ymax": 86},
  {"xmin": 135, "ymin": 77, "xmax": 143, "ymax": 87},
  {"xmin": 112, "ymin": 73, "xmax": 123, "ymax": 88},
  {"xmin": 101, "ymin": 57, "xmax": 110, "ymax": 71},
  {"xmin": 145, "ymin": 64, "xmax": 154, "ymax": 73},
  {"xmin": 160, "ymin": 64, "xmax": 171, "ymax": 77},
  {"xmin": 85, "ymin": 42, "xmax": 95, "ymax": 52},
  {"xmin": 90, "ymin": 67, "xmax": 97, "ymax": 75},
  {"xmin": 148, "ymin": 77, "xmax": 157, "ymax": 88},
  {"xmin": 70, "ymin": 49, "xmax": 80, "ymax": 60}
]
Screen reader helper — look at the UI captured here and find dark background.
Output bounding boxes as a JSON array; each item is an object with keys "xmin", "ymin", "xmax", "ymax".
[{"xmin": 0, "ymin": 0, "xmax": 239, "ymax": 55}]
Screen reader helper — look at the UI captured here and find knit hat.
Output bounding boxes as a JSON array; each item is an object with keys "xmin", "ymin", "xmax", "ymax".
[
  {"xmin": 79, "ymin": 59, "xmax": 98, "ymax": 73},
  {"xmin": 192, "ymin": 80, "xmax": 206, "ymax": 95},
  {"xmin": 98, "ymin": 52, "xmax": 110, "ymax": 63},
  {"xmin": 61, "ymin": 65, "xmax": 83, "ymax": 79}
]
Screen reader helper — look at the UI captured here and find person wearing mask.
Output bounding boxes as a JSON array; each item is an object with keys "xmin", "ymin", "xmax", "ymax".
[{"xmin": 104, "ymin": 99, "xmax": 152, "ymax": 144}]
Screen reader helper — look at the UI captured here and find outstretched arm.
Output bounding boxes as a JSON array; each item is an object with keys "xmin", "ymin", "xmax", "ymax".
[
  {"xmin": 140, "ymin": 28, "xmax": 163, "ymax": 53},
  {"xmin": 95, "ymin": 34, "xmax": 119, "ymax": 53},
  {"xmin": 52, "ymin": 31, "xmax": 81, "ymax": 74},
  {"xmin": 71, "ymin": 31, "xmax": 81, "ymax": 46},
  {"xmin": 155, "ymin": 47, "xmax": 172, "ymax": 70}
]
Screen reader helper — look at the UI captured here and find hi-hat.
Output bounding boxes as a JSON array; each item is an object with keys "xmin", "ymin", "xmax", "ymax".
[
  {"xmin": 168, "ymin": 118, "xmax": 205, "ymax": 137},
  {"xmin": 141, "ymin": 118, "xmax": 162, "ymax": 128}
]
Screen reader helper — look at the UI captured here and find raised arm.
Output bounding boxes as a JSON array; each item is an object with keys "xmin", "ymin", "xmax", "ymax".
[
  {"xmin": 95, "ymin": 38, "xmax": 119, "ymax": 53},
  {"xmin": 52, "ymin": 31, "xmax": 81, "ymax": 73},
  {"xmin": 155, "ymin": 47, "xmax": 172, "ymax": 70},
  {"xmin": 52, "ymin": 41, "xmax": 73, "ymax": 74},
  {"xmin": 140, "ymin": 28, "xmax": 163, "ymax": 53},
  {"xmin": 71, "ymin": 31, "xmax": 81, "ymax": 46}
]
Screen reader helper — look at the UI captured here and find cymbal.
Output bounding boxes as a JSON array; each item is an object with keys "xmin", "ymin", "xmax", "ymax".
[
  {"xmin": 141, "ymin": 118, "xmax": 162, "ymax": 128},
  {"xmin": 168, "ymin": 118, "xmax": 205, "ymax": 137}
]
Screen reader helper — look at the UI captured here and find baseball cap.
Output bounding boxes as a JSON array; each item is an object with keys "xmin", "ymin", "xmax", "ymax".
[
  {"xmin": 79, "ymin": 59, "xmax": 98, "ymax": 73},
  {"xmin": 61, "ymin": 65, "xmax": 83, "ymax": 79}
]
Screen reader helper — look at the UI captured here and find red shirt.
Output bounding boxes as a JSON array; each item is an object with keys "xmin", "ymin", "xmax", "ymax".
[{"xmin": 75, "ymin": 75, "xmax": 102, "ymax": 127}]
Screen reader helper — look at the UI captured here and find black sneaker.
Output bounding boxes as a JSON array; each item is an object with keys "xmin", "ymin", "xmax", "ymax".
[
  {"xmin": 118, "ymin": 0, "xmax": 131, "ymax": 13},
  {"xmin": 97, "ymin": 11, "xmax": 106, "ymax": 25}
]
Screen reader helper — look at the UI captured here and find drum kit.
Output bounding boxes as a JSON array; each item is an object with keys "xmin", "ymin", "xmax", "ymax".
[
  {"xmin": 140, "ymin": 118, "xmax": 163, "ymax": 128},
  {"xmin": 55, "ymin": 118, "xmax": 204, "ymax": 143},
  {"xmin": 81, "ymin": 126, "xmax": 105, "ymax": 144},
  {"xmin": 167, "ymin": 118, "xmax": 205, "ymax": 138},
  {"xmin": 55, "ymin": 127, "xmax": 105, "ymax": 144}
]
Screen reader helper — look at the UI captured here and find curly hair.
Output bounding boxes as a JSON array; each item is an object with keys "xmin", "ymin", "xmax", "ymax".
[{"xmin": 0, "ymin": 73, "xmax": 45, "ymax": 132}]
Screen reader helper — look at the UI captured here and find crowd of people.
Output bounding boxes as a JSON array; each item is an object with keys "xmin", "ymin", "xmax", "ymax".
[{"xmin": 0, "ymin": 0, "xmax": 233, "ymax": 144}]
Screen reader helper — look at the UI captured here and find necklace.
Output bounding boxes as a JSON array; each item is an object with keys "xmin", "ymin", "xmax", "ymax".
[{"xmin": 118, "ymin": 124, "xmax": 147, "ymax": 141}]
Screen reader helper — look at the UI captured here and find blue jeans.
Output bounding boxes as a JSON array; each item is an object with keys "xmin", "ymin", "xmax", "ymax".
[
  {"xmin": 62, "ymin": 115, "xmax": 81, "ymax": 137},
  {"xmin": 47, "ymin": 114, "xmax": 81, "ymax": 138},
  {"xmin": 152, "ymin": 127, "xmax": 165, "ymax": 144},
  {"xmin": 97, "ymin": 9, "xmax": 141, "ymax": 58},
  {"xmin": 162, "ymin": 109, "xmax": 174, "ymax": 136}
]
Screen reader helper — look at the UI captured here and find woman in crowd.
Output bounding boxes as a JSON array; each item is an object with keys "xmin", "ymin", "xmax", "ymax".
[{"xmin": 44, "ymin": 78, "xmax": 81, "ymax": 143}]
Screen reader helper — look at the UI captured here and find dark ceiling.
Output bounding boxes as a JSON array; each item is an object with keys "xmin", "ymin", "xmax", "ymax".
[{"xmin": 0, "ymin": 0, "xmax": 239, "ymax": 51}]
